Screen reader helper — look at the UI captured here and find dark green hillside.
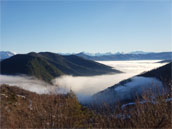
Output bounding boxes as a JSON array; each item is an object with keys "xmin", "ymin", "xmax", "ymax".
[
  {"xmin": 140, "ymin": 62, "xmax": 172, "ymax": 86},
  {"xmin": 39, "ymin": 52, "xmax": 120, "ymax": 75},
  {"xmin": 0, "ymin": 52, "xmax": 121, "ymax": 83},
  {"xmin": 0, "ymin": 53, "xmax": 63, "ymax": 82},
  {"xmin": 64, "ymin": 55, "xmax": 113, "ymax": 70}
]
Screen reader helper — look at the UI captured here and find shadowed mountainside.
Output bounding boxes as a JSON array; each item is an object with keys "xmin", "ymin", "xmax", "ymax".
[
  {"xmin": 92, "ymin": 63, "xmax": 171, "ymax": 105},
  {"xmin": 139, "ymin": 62, "xmax": 172, "ymax": 86},
  {"xmin": 0, "ymin": 52, "xmax": 121, "ymax": 83}
]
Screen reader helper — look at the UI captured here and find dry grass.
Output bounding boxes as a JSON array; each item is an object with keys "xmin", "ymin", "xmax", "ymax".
[{"xmin": 0, "ymin": 84, "xmax": 171, "ymax": 128}]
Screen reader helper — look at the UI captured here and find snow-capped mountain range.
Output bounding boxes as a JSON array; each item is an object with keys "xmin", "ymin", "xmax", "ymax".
[
  {"xmin": 0, "ymin": 51, "xmax": 16, "ymax": 60},
  {"xmin": 75, "ymin": 51, "xmax": 172, "ymax": 61},
  {"xmin": 1, "ymin": 51, "xmax": 171, "ymax": 61},
  {"xmin": 60, "ymin": 51, "xmax": 150, "ymax": 56}
]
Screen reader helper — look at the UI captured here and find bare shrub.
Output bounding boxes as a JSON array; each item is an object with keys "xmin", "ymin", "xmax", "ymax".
[{"xmin": 0, "ymin": 84, "xmax": 171, "ymax": 128}]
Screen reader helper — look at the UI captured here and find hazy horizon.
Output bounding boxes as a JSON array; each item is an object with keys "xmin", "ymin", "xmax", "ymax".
[{"xmin": 0, "ymin": 50, "xmax": 171, "ymax": 55}]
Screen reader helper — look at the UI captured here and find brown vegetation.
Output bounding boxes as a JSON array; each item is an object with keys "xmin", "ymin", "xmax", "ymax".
[{"xmin": 0, "ymin": 84, "xmax": 171, "ymax": 128}]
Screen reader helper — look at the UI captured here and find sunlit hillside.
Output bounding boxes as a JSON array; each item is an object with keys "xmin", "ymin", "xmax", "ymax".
[{"xmin": 0, "ymin": 84, "xmax": 171, "ymax": 128}]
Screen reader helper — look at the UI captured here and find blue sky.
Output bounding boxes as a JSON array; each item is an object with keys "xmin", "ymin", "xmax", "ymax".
[{"xmin": 1, "ymin": 0, "xmax": 171, "ymax": 53}]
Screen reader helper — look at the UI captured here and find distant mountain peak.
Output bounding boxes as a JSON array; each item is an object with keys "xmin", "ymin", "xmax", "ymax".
[
  {"xmin": 75, "ymin": 51, "xmax": 171, "ymax": 61},
  {"xmin": 0, "ymin": 51, "xmax": 16, "ymax": 60},
  {"xmin": 128, "ymin": 51, "xmax": 151, "ymax": 54}
]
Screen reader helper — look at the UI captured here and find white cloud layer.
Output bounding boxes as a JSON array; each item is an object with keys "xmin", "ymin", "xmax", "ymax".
[
  {"xmin": 0, "ymin": 60, "xmax": 167, "ymax": 103},
  {"xmin": 0, "ymin": 75, "xmax": 66, "ymax": 94},
  {"xmin": 52, "ymin": 60, "xmax": 166, "ymax": 96}
]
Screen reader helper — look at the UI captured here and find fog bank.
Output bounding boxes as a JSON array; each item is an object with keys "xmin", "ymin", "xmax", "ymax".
[
  {"xmin": 114, "ymin": 76, "xmax": 164, "ymax": 100},
  {"xmin": 0, "ymin": 60, "xmax": 167, "ymax": 102},
  {"xmin": 92, "ymin": 76, "xmax": 166, "ymax": 105},
  {"xmin": 53, "ymin": 61, "xmax": 166, "ymax": 96},
  {"xmin": 0, "ymin": 75, "xmax": 66, "ymax": 94}
]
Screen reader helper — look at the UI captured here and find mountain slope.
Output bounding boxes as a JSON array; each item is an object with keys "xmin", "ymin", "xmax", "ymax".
[
  {"xmin": 0, "ymin": 53, "xmax": 63, "ymax": 82},
  {"xmin": 0, "ymin": 52, "xmax": 121, "ymax": 83},
  {"xmin": 92, "ymin": 63, "xmax": 171, "ymax": 105},
  {"xmin": 139, "ymin": 62, "xmax": 172, "ymax": 86},
  {"xmin": 1, "ymin": 84, "xmax": 171, "ymax": 128}
]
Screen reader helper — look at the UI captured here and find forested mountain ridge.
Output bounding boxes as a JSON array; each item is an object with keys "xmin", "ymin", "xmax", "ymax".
[{"xmin": 0, "ymin": 52, "xmax": 121, "ymax": 83}]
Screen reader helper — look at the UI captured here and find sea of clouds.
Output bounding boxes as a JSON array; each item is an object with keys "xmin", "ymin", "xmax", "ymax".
[
  {"xmin": 0, "ymin": 75, "xmax": 65, "ymax": 94},
  {"xmin": 0, "ymin": 60, "xmax": 167, "ymax": 102}
]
